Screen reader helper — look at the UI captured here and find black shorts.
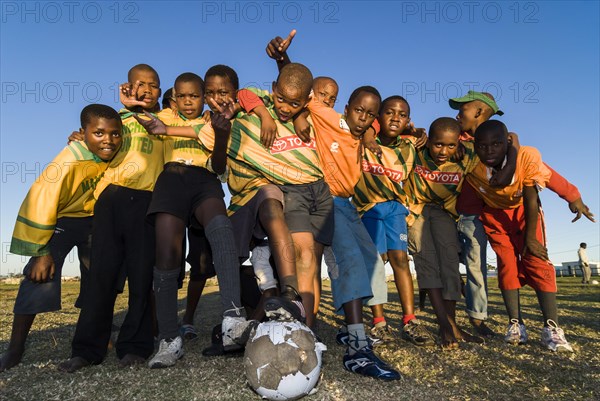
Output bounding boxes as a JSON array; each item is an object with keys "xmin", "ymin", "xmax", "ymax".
[
  {"xmin": 278, "ymin": 179, "xmax": 334, "ymax": 245},
  {"xmin": 147, "ymin": 162, "xmax": 225, "ymax": 226},
  {"xmin": 229, "ymin": 184, "xmax": 284, "ymax": 260}
]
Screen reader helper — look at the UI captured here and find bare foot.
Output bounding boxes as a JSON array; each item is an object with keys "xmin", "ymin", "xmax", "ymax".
[
  {"xmin": 439, "ymin": 327, "xmax": 459, "ymax": 350},
  {"xmin": 58, "ymin": 357, "xmax": 90, "ymax": 373},
  {"xmin": 119, "ymin": 354, "xmax": 145, "ymax": 368},
  {"xmin": 0, "ymin": 348, "xmax": 24, "ymax": 373}
]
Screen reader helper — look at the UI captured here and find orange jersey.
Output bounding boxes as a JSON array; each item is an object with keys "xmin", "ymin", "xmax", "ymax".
[
  {"xmin": 308, "ymin": 97, "xmax": 362, "ymax": 198},
  {"xmin": 467, "ymin": 146, "xmax": 552, "ymax": 209}
]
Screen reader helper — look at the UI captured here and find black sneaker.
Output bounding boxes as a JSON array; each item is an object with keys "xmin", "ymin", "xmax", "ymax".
[
  {"xmin": 343, "ymin": 346, "xmax": 401, "ymax": 381},
  {"xmin": 264, "ymin": 286, "xmax": 306, "ymax": 322},
  {"xmin": 202, "ymin": 324, "xmax": 246, "ymax": 357}
]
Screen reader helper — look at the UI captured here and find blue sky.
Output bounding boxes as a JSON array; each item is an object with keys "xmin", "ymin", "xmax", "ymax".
[{"xmin": 1, "ymin": 1, "xmax": 598, "ymax": 276}]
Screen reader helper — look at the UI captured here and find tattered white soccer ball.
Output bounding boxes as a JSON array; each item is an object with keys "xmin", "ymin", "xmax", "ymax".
[{"xmin": 244, "ymin": 320, "xmax": 326, "ymax": 401}]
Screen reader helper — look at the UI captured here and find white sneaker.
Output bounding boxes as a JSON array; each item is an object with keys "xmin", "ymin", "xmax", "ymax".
[
  {"xmin": 504, "ymin": 319, "xmax": 528, "ymax": 345},
  {"xmin": 148, "ymin": 336, "xmax": 184, "ymax": 368},
  {"xmin": 222, "ymin": 311, "xmax": 258, "ymax": 351},
  {"xmin": 541, "ymin": 320, "xmax": 573, "ymax": 352}
]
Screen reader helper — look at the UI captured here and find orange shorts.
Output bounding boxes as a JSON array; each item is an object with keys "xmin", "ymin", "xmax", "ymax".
[{"xmin": 480, "ymin": 205, "xmax": 556, "ymax": 293}]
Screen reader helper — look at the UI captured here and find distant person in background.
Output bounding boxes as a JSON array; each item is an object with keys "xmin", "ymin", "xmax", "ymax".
[{"xmin": 578, "ymin": 243, "xmax": 591, "ymax": 284}]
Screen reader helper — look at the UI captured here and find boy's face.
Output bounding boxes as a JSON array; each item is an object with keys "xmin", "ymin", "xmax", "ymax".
[
  {"xmin": 475, "ymin": 129, "xmax": 508, "ymax": 169},
  {"xmin": 456, "ymin": 101, "xmax": 484, "ymax": 135},
  {"xmin": 344, "ymin": 92, "xmax": 380, "ymax": 137},
  {"xmin": 130, "ymin": 69, "xmax": 161, "ymax": 110},
  {"xmin": 428, "ymin": 129, "xmax": 459, "ymax": 165},
  {"xmin": 83, "ymin": 117, "xmax": 123, "ymax": 161},
  {"xmin": 272, "ymin": 81, "xmax": 309, "ymax": 123},
  {"xmin": 379, "ymin": 99, "xmax": 410, "ymax": 139},
  {"xmin": 313, "ymin": 80, "xmax": 338, "ymax": 108},
  {"xmin": 174, "ymin": 81, "xmax": 204, "ymax": 119},
  {"xmin": 205, "ymin": 75, "xmax": 236, "ymax": 112}
]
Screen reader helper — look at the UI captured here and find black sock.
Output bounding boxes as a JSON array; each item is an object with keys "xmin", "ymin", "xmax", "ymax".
[
  {"xmin": 153, "ymin": 267, "xmax": 181, "ymax": 340},
  {"xmin": 535, "ymin": 290, "xmax": 558, "ymax": 325},
  {"xmin": 501, "ymin": 289, "xmax": 522, "ymax": 323},
  {"xmin": 205, "ymin": 215, "xmax": 244, "ymax": 317}
]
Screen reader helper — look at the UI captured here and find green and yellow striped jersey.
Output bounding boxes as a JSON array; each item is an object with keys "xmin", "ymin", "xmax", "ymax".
[
  {"xmin": 228, "ymin": 88, "xmax": 323, "ymax": 187},
  {"xmin": 158, "ymin": 109, "xmax": 212, "ymax": 167},
  {"xmin": 94, "ymin": 109, "xmax": 164, "ymax": 197},
  {"xmin": 405, "ymin": 141, "xmax": 478, "ymax": 225},
  {"xmin": 11, "ymin": 142, "xmax": 108, "ymax": 256},
  {"xmin": 353, "ymin": 136, "xmax": 417, "ymax": 215}
]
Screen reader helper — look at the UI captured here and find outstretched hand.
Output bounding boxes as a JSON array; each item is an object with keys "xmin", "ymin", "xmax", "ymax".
[
  {"xmin": 266, "ymin": 29, "xmax": 296, "ymax": 61},
  {"xmin": 211, "ymin": 112, "xmax": 232, "ymax": 136},
  {"xmin": 207, "ymin": 96, "xmax": 236, "ymax": 120},
  {"xmin": 120, "ymin": 81, "xmax": 147, "ymax": 108},
  {"xmin": 569, "ymin": 198, "xmax": 596, "ymax": 223},
  {"xmin": 133, "ymin": 111, "xmax": 167, "ymax": 135}
]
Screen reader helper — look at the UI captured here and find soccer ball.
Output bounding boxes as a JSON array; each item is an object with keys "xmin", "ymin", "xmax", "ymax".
[
  {"xmin": 592, "ymin": 280, "xmax": 599, "ymax": 285},
  {"xmin": 244, "ymin": 320, "xmax": 326, "ymax": 400}
]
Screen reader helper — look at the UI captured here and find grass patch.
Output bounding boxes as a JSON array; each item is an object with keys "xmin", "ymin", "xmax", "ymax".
[{"xmin": 1, "ymin": 277, "xmax": 599, "ymax": 400}]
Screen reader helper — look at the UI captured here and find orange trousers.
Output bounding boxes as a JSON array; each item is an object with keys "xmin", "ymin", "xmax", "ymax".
[{"xmin": 480, "ymin": 205, "xmax": 556, "ymax": 293}]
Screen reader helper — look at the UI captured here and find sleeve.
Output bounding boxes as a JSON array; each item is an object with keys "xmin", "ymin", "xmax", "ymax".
[
  {"xmin": 521, "ymin": 148, "xmax": 552, "ymax": 189},
  {"xmin": 371, "ymin": 119, "xmax": 380, "ymax": 136},
  {"xmin": 462, "ymin": 142, "xmax": 480, "ymax": 174},
  {"xmin": 10, "ymin": 151, "xmax": 73, "ymax": 256},
  {"xmin": 545, "ymin": 163, "xmax": 581, "ymax": 203},
  {"xmin": 238, "ymin": 88, "xmax": 269, "ymax": 112},
  {"xmin": 194, "ymin": 123, "xmax": 215, "ymax": 152}
]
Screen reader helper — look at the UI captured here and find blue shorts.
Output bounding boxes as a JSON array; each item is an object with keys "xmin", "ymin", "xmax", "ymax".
[
  {"xmin": 361, "ymin": 201, "xmax": 409, "ymax": 254},
  {"xmin": 328, "ymin": 197, "xmax": 387, "ymax": 314}
]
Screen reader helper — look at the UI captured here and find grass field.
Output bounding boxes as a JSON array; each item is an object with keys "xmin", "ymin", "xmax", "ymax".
[{"xmin": 1, "ymin": 277, "xmax": 599, "ymax": 401}]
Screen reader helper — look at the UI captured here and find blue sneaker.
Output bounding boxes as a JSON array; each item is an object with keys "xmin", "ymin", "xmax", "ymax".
[
  {"xmin": 343, "ymin": 346, "xmax": 401, "ymax": 381},
  {"xmin": 336, "ymin": 326, "xmax": 381, "ymax": 347}
]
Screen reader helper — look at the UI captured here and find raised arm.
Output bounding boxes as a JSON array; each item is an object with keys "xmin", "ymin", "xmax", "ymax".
[{"xmin": 265, "ymin": 29, "xmax": 296, "ymax": 71}]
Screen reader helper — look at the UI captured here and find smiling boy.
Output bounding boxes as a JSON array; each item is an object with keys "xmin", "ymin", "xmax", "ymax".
[{"xmin": 0, "ymin": 104, "xmax": 122, "ymax": 372}]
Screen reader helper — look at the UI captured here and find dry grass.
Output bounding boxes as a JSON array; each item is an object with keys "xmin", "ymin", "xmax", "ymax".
[{"xmin": 1, "ymin": 277, "xmax": 599, "ymax": 401}]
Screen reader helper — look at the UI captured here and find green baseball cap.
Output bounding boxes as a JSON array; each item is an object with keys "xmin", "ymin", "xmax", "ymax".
[{"xmin": 449, "ymin": 90, "xmax": 504, "ymax": 116}]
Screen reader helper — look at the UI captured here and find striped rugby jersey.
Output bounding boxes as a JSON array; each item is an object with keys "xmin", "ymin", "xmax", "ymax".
[
  {"xmin": 353, "ymin": 136, "xmax": 417, "ymax": 215},
  {"xmin": 405, "ymin": 141, "xmax": 478, "ymax": 225},
  {"xmin": 11, "ymin": 142, "xmax": 108, "ymax": 256},
  {"xmin": 228, "ymin": 88, "xmax": 323, "ymax": 186},
  {"xmin": 94, "ymin": 109, "xmax": 164, "ymax": 197}
]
